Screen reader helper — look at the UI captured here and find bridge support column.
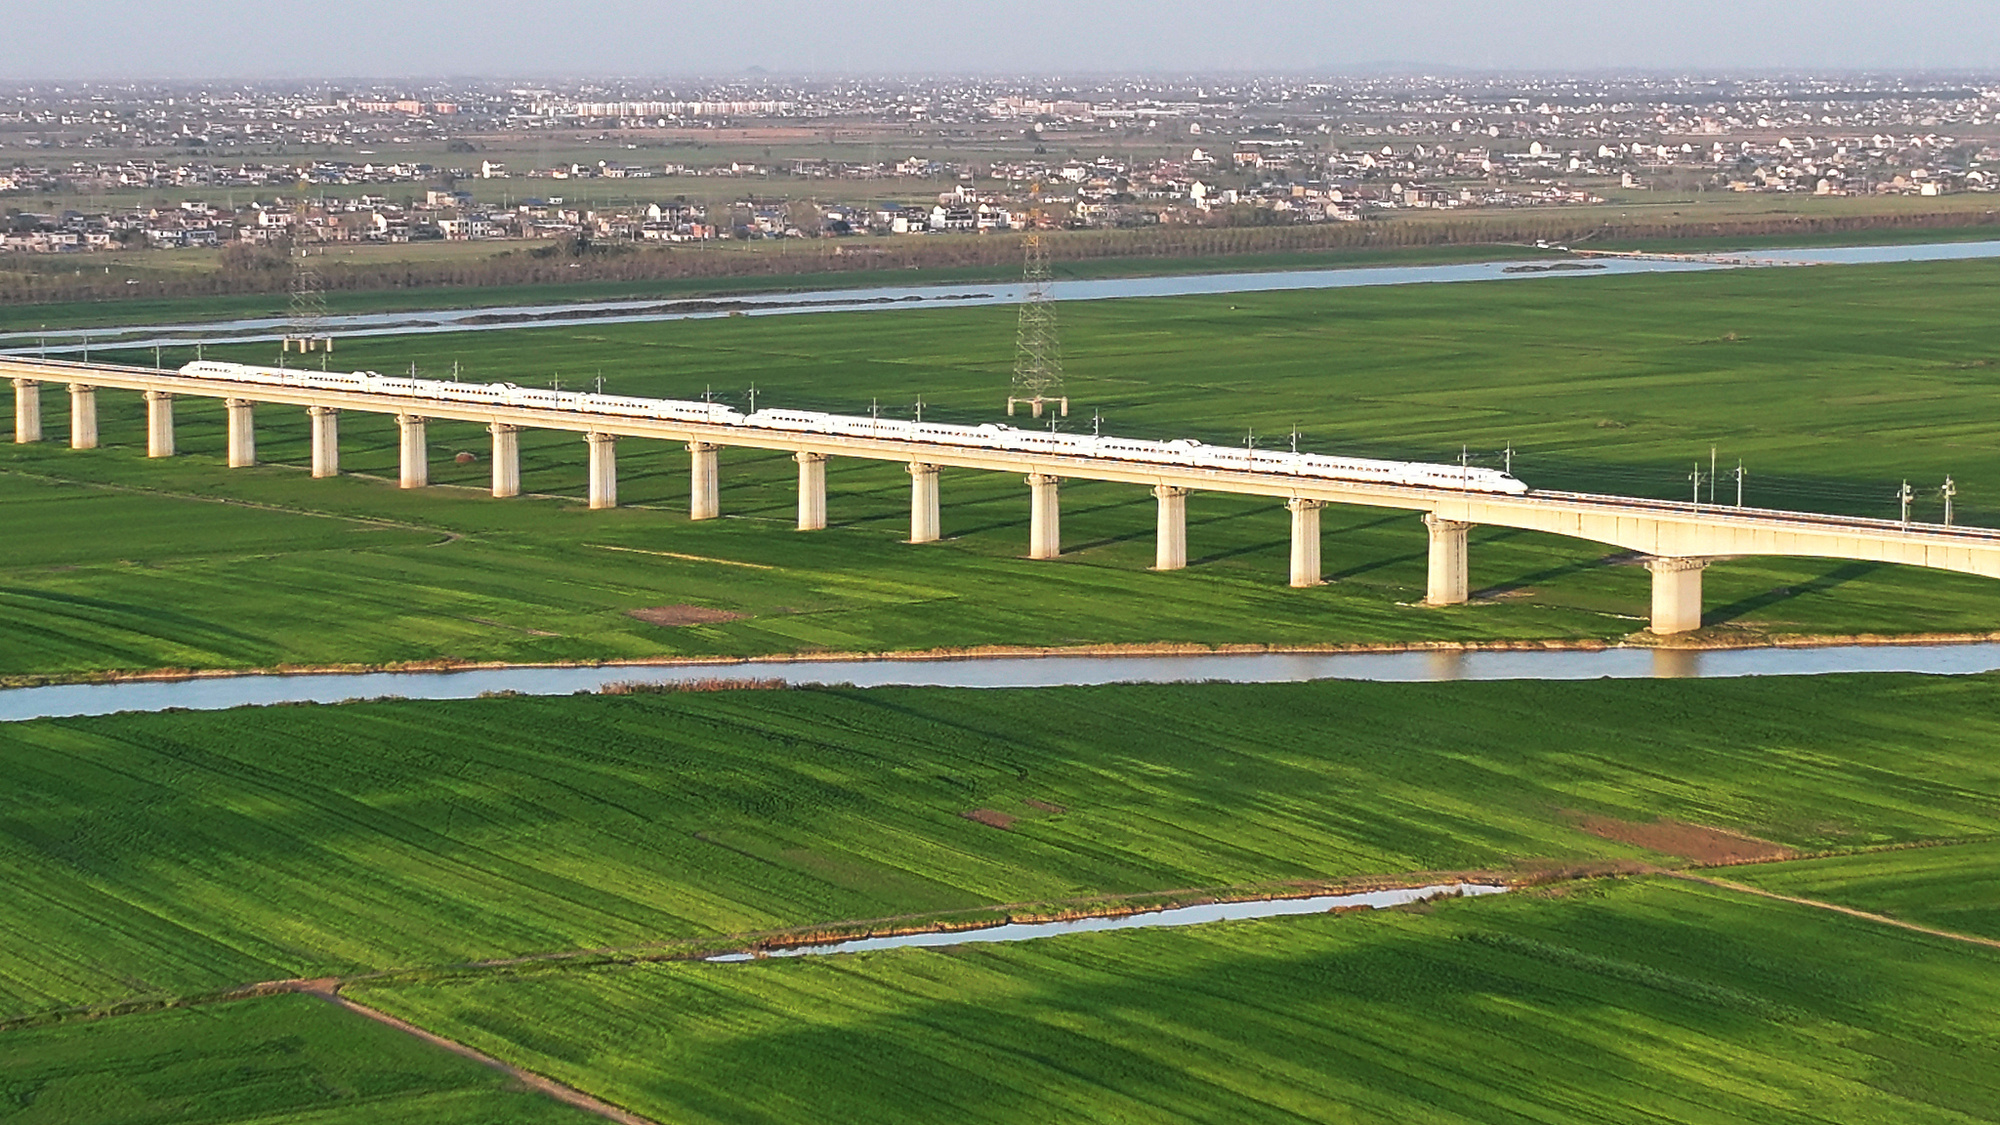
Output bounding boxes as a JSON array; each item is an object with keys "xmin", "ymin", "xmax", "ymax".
[
  {"xmin": 145, "ymin": 391, "xmax": 175, "ymax": 458},
  {"xmin": 489, "ymin": 424, "xmax": 520, "ymax": 498},
  {"xmin": 67, "ymin": 384, "xmax": 96, "ymax": 450},
  {"xmin": 1423, "ymin": 514, "xmax": 1472, "ymax": 606},
  {"xmin": 308, "ymin": 406, "xmax": 339, "ymax": 477},
  {"xmin": 688, "ymin": 442, "xmax": 718, "ymax": 520},
  {"xmin": 587, "ymin": 432, "xmax": 618, "ymax": 510},
  {"xmin": 225, "ymin": 398, "xmax": 256, "ymax": 467},
  {"xmin": 1153, "ymin": 485, "xmax": 1188, "ymax": 571},
  {"xmin": 794, "ymin": 452, "xmax": 828, "ymax": 531},
  {"xmin": 1027, "ymin": 473, "xmax": 1061, "ymax": 559},
  {"xmin": 1646, "ymin": 557, "xmax": 1709, "ymax": 635},
  {"xmin": 12, "ymin": 378, "xmax": 40, "ymax": 444},
  {"xmin": 1288, "ymin": 498, "xmax": 1325, "ymax": 588},
  {"xmin": 397, "ymin": 414, "xmax": 427, "ymax": 488},
  {"xmin": 908, "ymin": 462, "xmax": 941, "ymax": 543}
]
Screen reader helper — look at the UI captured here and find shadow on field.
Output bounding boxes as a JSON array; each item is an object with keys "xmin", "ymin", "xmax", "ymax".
[
  {"xmin": 1471, "ymin": 534, "xmax": 1632, "ymax": 599},
  {"xmin": 1705, "ymin": 561, "xmax": 1881, "ymax": 625}
]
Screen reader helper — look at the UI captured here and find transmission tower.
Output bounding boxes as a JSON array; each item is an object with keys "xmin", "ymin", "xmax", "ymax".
[
  {"xmin": 283, "ymin": 182, "xmax": 331, "ymax": 355},
  {"xmin": 1007, "ymin": 185, "xmax": 1067, "ymax": 418}
]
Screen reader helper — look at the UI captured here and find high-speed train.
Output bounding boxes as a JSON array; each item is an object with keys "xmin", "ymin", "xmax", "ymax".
[{"xmin": 179, "ymin": 360, "xmax": 1530, "ymax": 495}]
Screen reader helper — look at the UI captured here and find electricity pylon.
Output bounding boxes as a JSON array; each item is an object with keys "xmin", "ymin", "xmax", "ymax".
[
  {"xmin": 1008, "ymin": 184, "xmax": 1066, "ymax": 419},
  {"xmin": 283, "ymin": 180, "xmax": 331, "ymax": 355}
]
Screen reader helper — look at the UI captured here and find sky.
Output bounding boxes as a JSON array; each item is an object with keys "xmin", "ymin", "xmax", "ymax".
[{"xmin": 5, "ymin": 0, "xmax": 1999, "ymax": 81}]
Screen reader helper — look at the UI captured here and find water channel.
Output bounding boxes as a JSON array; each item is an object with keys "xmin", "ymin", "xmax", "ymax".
[
  {"xmin": 11, "ymin": 238, "xmax": 1998, "ymax": 356},
  {"xmin": 6, "ymin": 641, "xmax": 2000, "ymax": 723},
  {"xmin": 704, "ymin": 882, "xmax": 1509, "ymax": 961}
]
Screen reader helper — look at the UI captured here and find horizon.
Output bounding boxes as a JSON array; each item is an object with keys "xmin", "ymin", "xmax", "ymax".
[{"xmin": 7, "ymin": 0, "xmax": 2000, "ymax": 82}]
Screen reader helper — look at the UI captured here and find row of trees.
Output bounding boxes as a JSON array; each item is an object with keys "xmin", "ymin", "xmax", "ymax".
[{"xmin": 3, "ymin": 207, "xmax": 1996, "ymax": 307}]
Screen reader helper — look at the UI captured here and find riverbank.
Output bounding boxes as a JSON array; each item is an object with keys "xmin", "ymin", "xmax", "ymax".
[{"xmin": 8, "ymin": 629, "xmax": 2000, "ymax": 691}]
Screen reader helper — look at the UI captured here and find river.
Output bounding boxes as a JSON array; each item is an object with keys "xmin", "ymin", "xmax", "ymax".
[
  {"xmin": 4, "ymin": 641, "xmax": 1998, "ymax": 722},
  {"xmin": 11, "ymin": 238, "xmax": 1997, "ymax": 356},
  {"xmin": 704, "ymin": 882, "xmax": 1508, "ymax": 961}
]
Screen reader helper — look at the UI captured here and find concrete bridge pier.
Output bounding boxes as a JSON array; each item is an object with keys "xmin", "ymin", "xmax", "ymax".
[
  {"xmin": 488, "ymin": 424, "xmax": 520, "ymax": 498},
  {"xmin": 67, "ymin": 384, "xmax": 96, "ymax": 450},
  {"xmin": 795, "ymin": 452, "xmax": 828, "ymax": 531},
  {"xmin": 308, "ymin": 406, "xmax": 339, "ymax": 477},
  {"xmin": 1646, "ymin": 557, "xmax": 1710, "ymax": 635},
  {"xmin": 1027, "ymin": 473, "xmax": 1061, "ymax": 559},
  {"xmin": 1423, "ymin": 514, "xmax": 1472, "ymax": 606},
  {"xmin": 1153, "ymin": 485, "xmax": 1188, "ymax": 570},
  {"xmin": 688, "ymin": 442, "xmax": 719, "ymax": 520},
  {"xmin": 587, "ymin": 431, "xmax": 618, "ymax": 509},
  {"xmin": 1288, "ymin": 498, "xmax": 1325, "ymax": 587},
  {"xmin": 908, "ymin": 462, "xmax": 941, "ymax": 543},
  {"xmin": 225, "ymin": 398, "xmax": 256, "ymax": 467},
  {"xmin": 12, "ymin": 378, "xmax": 40, "ymax": 443},
  {"xmin": 145, "ymin": 391, "xmax": 175, "ymax": 458},
  {"xmin": 397, "ymin": 415, "xmax": 428, "ymax": 488}
]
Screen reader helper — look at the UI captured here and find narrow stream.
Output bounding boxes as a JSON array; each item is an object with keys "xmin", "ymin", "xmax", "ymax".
[
  {"xmin": 705, "ymin": 883, "xmax": 1509, "ymax": 961},
  {"xmin": 6, "ymin": 642, "xmax": 2000, "ymax": 722}
]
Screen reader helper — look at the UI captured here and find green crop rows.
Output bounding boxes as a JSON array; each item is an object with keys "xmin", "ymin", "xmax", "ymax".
[
  {"xmin": 8, "ymin": 258, "xmax": 2000, "ymax": 677},
  {"xmin": 0, "ymin": 992, "xmax": 584, "ymax": 1123},
  {"xmin": 355, "ymin": 877, "xmax": 2000, "ymax": 1125},
  {"xmin": 5, "ymin": 675, "xmax": 2000, "ymax": 1020}
]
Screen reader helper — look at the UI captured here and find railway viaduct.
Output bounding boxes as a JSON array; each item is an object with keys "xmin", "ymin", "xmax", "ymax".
[{"xmin": 11, "ymin": 356, "xmax": 2000, "ymax": 635}]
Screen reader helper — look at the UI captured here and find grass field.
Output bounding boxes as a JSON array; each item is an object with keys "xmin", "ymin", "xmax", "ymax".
[
  {"xmin": 1732, "ymin": 840, "xmax": 2000, "ymax": 942},
  {"xmin": 0, "ymin": 991, "xmax": 584, "ymax": 1123},
  {"xmin": 6, "ymin": 258, "xmax": 2000, "ymax": 675},
  {"xmin": 4, "ymin": 674, "xmax": 2000, "ymax": 1019},
  {"xmin": 351, "ymin": 876, "xmax": 2000, "ymax": 1124}
]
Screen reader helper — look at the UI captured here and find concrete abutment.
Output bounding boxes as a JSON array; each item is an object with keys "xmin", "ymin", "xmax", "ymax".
[
  {"xmin": 225, "ymin": 399, "xmax": 256, "ymax": 467},
  {"xmin": 587, "ymin": 432, "xmax": 618, "ymax": 509},
  {"xmin": 308, "ymin": 406, "xmax": 339, "ymax": 477},
  {"xmin": 489, "ymin": 424, "xmax": 521, "ymax": 498},
  {"xmin": 1153, "ymin": 485, "xmax": 1188, "ymax": 571},
  {"xmin": 12, "ymin": 378, "xmax": 40, "ymax": 444},
  {"xmin": 145, "ymin": 391, "xmax": 175, "ymax": 458},
  {"xmin": 908, "ymin": 462, "xmax": 941, "ymax": 543},
  {"xmin": 1027, "ymin": 473, "xmax": 1061, "ymax": 559},
  {"xmin": 688, "ymin": 442, "xmax": 719, "ymax": 520},
  {"xmin": 1646, "ymin": 556, "xmax": 1709, "ymax": 635},
  {"xmin": 1423, "ymin": 514, "xmax": 1472, "ymax": 606},
  {"xmin": 66, "ymin": 384, "xmax": 95, "ymax": 450},
  {"xmin": 795, "ymin": 452, "xmax": 828, "ymax": 531},
  {"xmin": 1288, "ymin": 498, "xmax": 1325, "ymax": 587}
]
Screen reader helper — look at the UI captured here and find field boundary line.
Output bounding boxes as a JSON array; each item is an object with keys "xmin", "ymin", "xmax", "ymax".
[
  {"xmin": 302, "ymin": 985, "xmax": 660, "ymax": 1124},
  {"xmin": 1666, "ymin": 871, "xmax": 2000, "ymax": 952},
  {"xmin": 585, "ymin": 543, "xmax": 776, "ymax": 569}
]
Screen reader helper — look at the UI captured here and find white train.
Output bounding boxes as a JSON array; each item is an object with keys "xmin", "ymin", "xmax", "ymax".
[{"xmin": 179, "ymin": 360, "xmax": 1530, "ymax": 495}]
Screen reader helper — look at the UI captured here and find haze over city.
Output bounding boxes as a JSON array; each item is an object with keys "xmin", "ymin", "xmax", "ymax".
[{"xmin": 7, "ymin": 0, "xmax": 2000, "ymax": 79}]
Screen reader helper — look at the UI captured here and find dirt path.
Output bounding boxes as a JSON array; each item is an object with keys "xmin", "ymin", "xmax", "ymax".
[
  {"xmin": 287, "ymin": 983, "xmax": 659, "ymax": 1125},
  {"xmin": 1665, "ymin": 871, "xmax": 2000, "ymax": 952}
]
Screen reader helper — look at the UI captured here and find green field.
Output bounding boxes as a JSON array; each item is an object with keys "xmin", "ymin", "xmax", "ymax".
[
  {"xmin": 8, "ymin": 258, "xmax": 2000, "ymax": 676},
  {"xmin": 351, "ymin": 877, "xmax": 2000, "ymax": 1124},
  {"xmin": 5, "ymin": 674, "xmax": 2000, "ymax": 1020},
  {"xmin": 0, "ymin": 992, "xmax": 584, "ymax": 1123},
  {"xmin": 1732, "ymin": 840, "xmax": 2000, "ymax": 942}
]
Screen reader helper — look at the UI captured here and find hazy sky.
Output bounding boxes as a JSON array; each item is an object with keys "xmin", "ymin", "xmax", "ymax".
[{"xmin": 7, "ymin": 1, "xmax": 1999, "ymax": 80}]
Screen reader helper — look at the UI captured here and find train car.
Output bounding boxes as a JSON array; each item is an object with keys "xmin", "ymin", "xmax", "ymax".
[
  {"xmin": 746, "ymin": 408, "xmax": 829, "ymax": 432},
  {"xmin": 911, "ymin": 421, "xmax": 996, "ymax": 448},
  {"xmin": 1096, "ymin": 437, "xmax": 1200, "ymax": 465},
  {"xmin": 1004, "ymin": 429, "xmax": 1097, "ymax": 457}
]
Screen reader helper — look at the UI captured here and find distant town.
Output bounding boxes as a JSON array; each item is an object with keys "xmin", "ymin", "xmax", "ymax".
[{"xmin": 4, "ymin": 73, "xmax": 1998, "ymax": 254}]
